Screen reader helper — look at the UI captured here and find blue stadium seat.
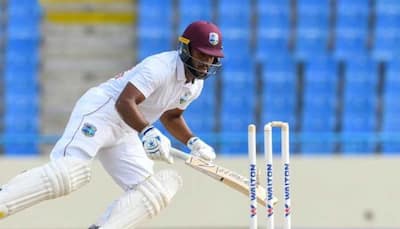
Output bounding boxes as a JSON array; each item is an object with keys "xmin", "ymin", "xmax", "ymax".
[
  {"xmin": 341, "ymin": 57, "xmax": 378, "ymax": 154},
  {"xmin": 303, "ymin": 106, "xmax": 336, "ymax": 132},
  {"xmin": 7, "ymin": 17, "xmax": 40, "ymax": 40},
  {"xmin": 221, "ymin": 61, "xmax": 255, "ymax": 113},
  {"xmin": 184, "ymin": 76, "xmax": 216, "ymax": 133},
  {"xmin": 4, "ymin": 111, "xmax": 39, "ymax": 133},
  {"xmin": 344, "ymin": 57, "xmax": 378, "ymax": 94},
  {"xmin": 136, "ymin": 0, "xmax": 173, "ymax": 61},
  {"xmin": 297, "ymin": 0, "xmax": 330, "ymax": 30},
  {"xmin": 184, "ymin": 112, "xmax": 214, "ymax": 134},
  {"xmin": 372, "ymin": 8, "xmax": 400, "ymax": 60},
  {"xmin": 221, "ymin": 77, "xmax": 255, "ymax": 115},
  {"xmin": 295, "ymin": 0, "xmax": 330, "ymax": 59},
  {"xmin": 222, "ymin": 36, "xmax": 251, "ymax": 61},
  {"xmin": 383, "ymin": 96, "xmax": 400, "ymax": 118},
  {"xmin": 381, "ymin": 59, "xmax": 400, "ymax": 153},
  {"xmin": 137, "ymin": 0, "xmax": 172, "ymax": 22},
  {"xmin": 7, "ymin": 0, "xmax": 41, "ymax": 40},
  {"xmin": 3, "ymin": 1, "xmax": 41, "ymax": 156},
  {"xmin": 221, "ymin": 55, "xmax": 252, "ymax": 74},
  {"xmin": 3, "ymin": 143, "xmax": 39, "ymax": 157},
  {"xmin": 334, "ymin": 33, "xmax": 368, "ymax": 60},
  {"xmin": 256, "ymin": 35, "xmax": 290, "ymax": 62},
  {"xmin": 384, "ymin": 60, "xmax": 400, "ymax": 94},
  {"xmin": 334, "ymin": 1, "xmax": 370, "ymax": 60},
  {"xmin": 219, "ymin": 111, "xmax": 254, "ymax": 155},
  {"xmin": 256, "ymin": 1, "xmax": 291, "ymax": 61},
  {"xmin": 341, "ymin": 112, "xmax": 376, "ymax": 153},
  {"xmin": 5, "ymin": 39, "xmax": 40, "ymax": 66},
  {"xmin": 300, "ymin": 57, "xmax": 338, "ymax": 154},
  {"xmin": 218, "ymin": 0, "xmax": 251, "ymax": 30},
  {"xmin": 218, "ymin": 0, "xmax": 251, "ymax": 57},
  {"xmin": 372, "ymin": 33, "xmax": 400, "ymax": 61},
  {"xmin": 220, "ymin": 61, "xmax": 256, "ymax": 155},
  {"xmin": 344, "ymin": 59, "xmax": 377, "ymax": 101},
  {"xmin": 261, "ymin": 57, "xmax": 297, "ymax": 126},
  {"xmin": 4, "ymin": 91, "xmax": 39, "ymax": 111},
  {"xmin": 382, "ymin": 111, "xmax": 400, "ymax": 132},
  {"xmin": 297, "ymin": 0, "xmax": 330, "ymax": 12},
  {"xmin": 218, "ymin": 131, "xmax": 249, "ymax": 155},
  {"xmin": 336, "ymin": 10, "xmax": 369, "ymax": 36},
  {"xmin": 343, "ymin": 110, "xmax": 376, "ymax": 131},
  {"xmin": 178, "ymin": 0, "xmax": 212, "ymax": 32},
  {"xmin": 4, "ymin": 65, "xmax": 38, "ymax": 90},
  {"xmin": 376, "ymin": 0, "xmax": 400, "ymax": 12},
  {"xmin": 137, "ymin": 36, "xmax": 171, "ymax": 61},
  {"xmin": 7, "ymin": 0, "xmax": 42, "ymax": 20},
  {"xmin": 381, "ymin": 113, "xmax": 400, "ymax": 153},
  {"xmin": 295, "ymin": 33, "xmax": 328, "ymax": 60},
  {"xmin": 258, "ymin": 6, "xmax": 290, "ymax": 32},
  {"xmin": 336, "ymin": 0, "xmax": 370, "ymax": 14},
  {"xmin": 301, "ymin": 112, "xmax": 336, "ymax": 154}
]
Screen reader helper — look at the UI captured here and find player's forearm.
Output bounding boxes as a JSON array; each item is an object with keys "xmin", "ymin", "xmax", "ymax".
[
  {"xmin": 160, "ymin": 113, "xmax": 193, "ymax": 144},
  {"xmin": 115, "ymin": 99, "xmax": 148, "ymax": 133}
]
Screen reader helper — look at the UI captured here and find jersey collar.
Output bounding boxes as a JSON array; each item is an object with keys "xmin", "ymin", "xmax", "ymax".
[{"xmin": 176, "ymin": 53, "xmax": 187, "ymax": 82}]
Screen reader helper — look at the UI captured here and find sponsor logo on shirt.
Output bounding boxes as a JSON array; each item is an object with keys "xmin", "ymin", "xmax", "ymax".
[{"xmin": 180, "ymin": 91, "xmax": 191, "ymax": 104}]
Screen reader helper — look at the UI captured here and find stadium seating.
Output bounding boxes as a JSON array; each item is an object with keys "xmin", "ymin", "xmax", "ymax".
[
  {"xmin": 220, "ymin": 59, "xmax": 256, "ymax": 154},
  {"xmin": 184, "ymin": 76, "xmax": 217, "ymax": 135},
  {"xmin": 178, "ymin": 0, "xmax": 213, "ymax": 33},
  {"xmin": 136, "ymin": 0, "xmax": 173, "ymax": 60},
  {"xmin": 341, "ymin": 57, "xmax": 378, "ymax": 154},
  {"xmin": 295, "ymin": 0, "xmax": 330, "ymax": 59},
  {"xmin": 218, "ymin": 0, "xmax": 251, "ymax": 61},
  {"xmin": 2, "ymin": 0, "xmax": 400, "ymax": 156},
  {"xmin": 260, "ymin": 57, "xmax": 297, "ymax": 153},
  {"xmin": 256, "ymin": 0, "xmax": 291, "ymax": 61},
  {"xmin": 261, "ymin": 57, "xmax": 297, "ymax": 125},
  {"xmin": 218, "ymin": 0, "xmax": 251, "ymax": 31},
  {"xmin": 2, "ymin": 0, "xmax": 41, "ymax": 155},
  {"xmin": 301, "ymin": 56, "xmax": 338, "ymax": 154},
  {"xmin": 334, "ymin": 0, "xmax": 370, "ymax": 60},
  {"xmin": 372, "ymin": 0, "xmax": 400, "ymax": 60},
  {"xmin": 381, "ymin": 59, "xmax": 400, "ymax": 153}
]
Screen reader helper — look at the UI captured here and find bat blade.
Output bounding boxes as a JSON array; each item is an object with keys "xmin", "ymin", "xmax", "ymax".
[{"xmin": 170, "ymin": 148, "xmax": 278, "ymax": 207}]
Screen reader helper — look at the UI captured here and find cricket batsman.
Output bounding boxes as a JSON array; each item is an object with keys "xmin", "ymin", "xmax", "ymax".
[{"xmin": 0, "ymin": 20, "xmax": 224, "ymax": 228}]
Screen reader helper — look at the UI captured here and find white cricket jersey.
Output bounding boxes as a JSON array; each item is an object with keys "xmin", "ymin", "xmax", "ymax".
[{"xmin": 98, "ymin": 51, "xmax": 203, "ymax": 124}]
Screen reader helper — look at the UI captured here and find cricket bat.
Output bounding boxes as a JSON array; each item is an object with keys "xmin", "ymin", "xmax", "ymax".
[{"xmin": 170, "ymin": 148, "xmax": 278, "ymax": 207}]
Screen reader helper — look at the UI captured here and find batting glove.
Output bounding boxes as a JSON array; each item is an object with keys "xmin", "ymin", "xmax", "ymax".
[
  {"xmin": 187, "ymin": 137, "xmax": 216, "ymax": 161},
  {"xmin": 140, "ymin": 125, "xmax": 173, "ymax": 164}
]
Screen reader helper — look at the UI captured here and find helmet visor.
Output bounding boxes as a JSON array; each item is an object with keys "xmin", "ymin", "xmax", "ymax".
[{"xmin": 188, "ymin": 54, "xmax": 222, "ymax": 79}]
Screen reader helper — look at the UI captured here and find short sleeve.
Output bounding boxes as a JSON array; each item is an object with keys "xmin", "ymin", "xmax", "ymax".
[{"xmin": 127, "ymin": 59, "xmax": 167, "ymax": 98}]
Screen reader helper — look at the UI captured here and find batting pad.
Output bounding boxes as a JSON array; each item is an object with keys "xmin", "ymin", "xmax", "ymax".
[
  {"xmin": 95, "ymin": 169, "xmax": 182, "ymax": 229},
  {"xmin": 0, "ymin": 157, "xmax": 91, "ymax": 219}
]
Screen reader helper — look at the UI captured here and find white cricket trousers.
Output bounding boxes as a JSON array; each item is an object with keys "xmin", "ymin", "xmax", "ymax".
[{"xmin": 50, "ymin": 87, "xmax": 154, "ymax": 190}]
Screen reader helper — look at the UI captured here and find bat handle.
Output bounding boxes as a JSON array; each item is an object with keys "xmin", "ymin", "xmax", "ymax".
[{"xmin": 170, "ymin": 147, "xmax": 191, "ymax": 161}]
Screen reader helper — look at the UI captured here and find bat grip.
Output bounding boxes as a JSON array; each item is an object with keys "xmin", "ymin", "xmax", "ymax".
[{"xmin": 170, "ymin": 147, "xmax": 191, "ymax": 161}]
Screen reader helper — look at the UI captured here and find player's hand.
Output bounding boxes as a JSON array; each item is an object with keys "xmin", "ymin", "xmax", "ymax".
[
  {"xmin": 187, "ymin": 137, "xmax": 216, "ymax": 161},
  {"xmin": 140, "ymin": 125, "xmax": 174, "ymax": 164}
]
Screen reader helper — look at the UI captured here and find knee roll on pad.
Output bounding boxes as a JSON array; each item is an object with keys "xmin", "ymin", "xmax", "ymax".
[
  {"xmin": 138, "ymin": 168, "xmax": 183, "ymax": 217},
  {"xmin": 0, "ymin": 157, "xmax": 91, "ymax": 218},
  {"xmin": 96, "ymin": 169, "xmax": 182, "ymax": 229},
  {"xmin": 44, "ymin": 157, "xmax": 91, "ymax": 198}
]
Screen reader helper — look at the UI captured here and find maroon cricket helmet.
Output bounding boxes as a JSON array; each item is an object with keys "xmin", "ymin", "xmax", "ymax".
[{"xmin": 180, "ymin": 21, "xmax": 224, "ymax": 58}]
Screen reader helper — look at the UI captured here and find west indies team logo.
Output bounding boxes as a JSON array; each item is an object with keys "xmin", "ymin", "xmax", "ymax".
[
  {"xmin": 209, "ymin": 32, "xmax": 219, "ymax": 46},
  {"xmin": 82, "ymin": 123, "xmax": 97, "ymax": 137},
  {"xmin": 180, "ymin": 91, "xmax": 192, "ymax": 104}
]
